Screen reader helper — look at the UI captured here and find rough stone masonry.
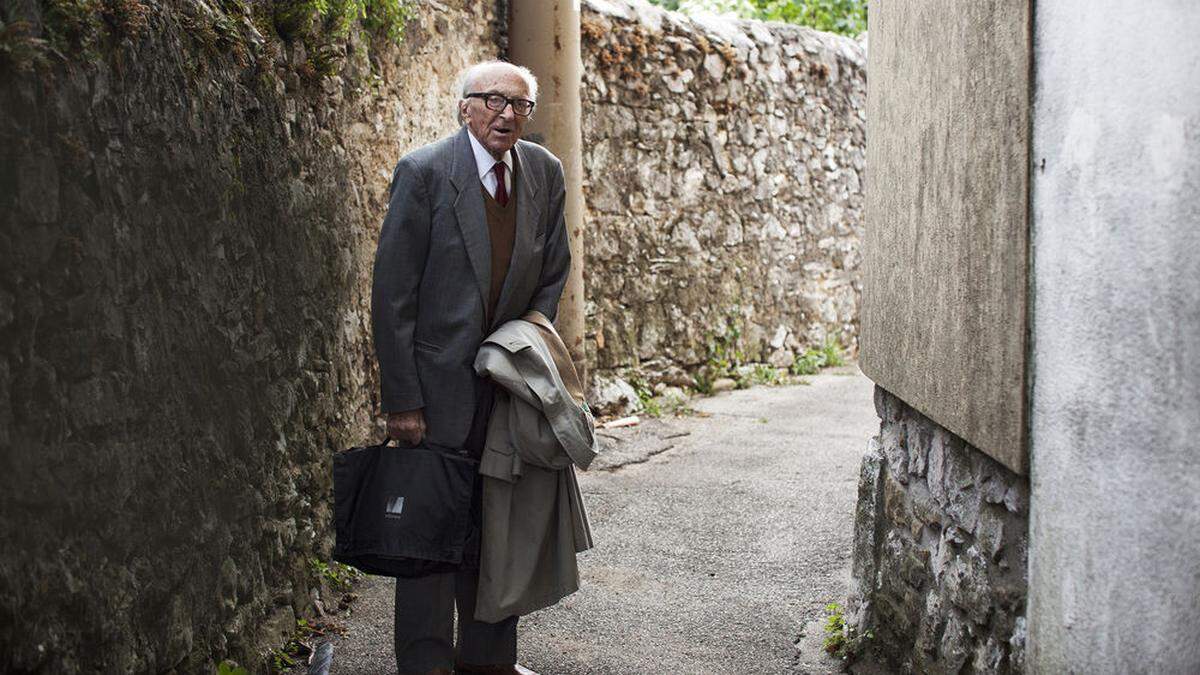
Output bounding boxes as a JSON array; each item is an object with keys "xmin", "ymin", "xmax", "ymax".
[
  {"xmin": 579, "ymin": 0, "xmax": 867, "ymax": 404},
  {"xmin": 0, "ymin": 1, "xmax": 498, "ymax": 671},
  {"xmin": 849, "ymin": 387, "xmax": 1030, "ymax": 673}
]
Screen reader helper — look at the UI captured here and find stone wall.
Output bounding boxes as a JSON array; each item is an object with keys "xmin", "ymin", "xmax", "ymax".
[
  {"xmin": 579, "ymin": 0, "xmax": 866, "ymax": 395},
  {"xmin": 0, "ymin": 1, "xmax": 497, "ymax": 671},
  {"xmin": 849, "ymin": 387, "xmax": 1029, "ymax": 673}
]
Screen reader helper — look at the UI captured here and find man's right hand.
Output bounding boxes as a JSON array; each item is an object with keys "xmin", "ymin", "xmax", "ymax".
[{"xmin": 387, "ymin": 409, "xmax": 426, "ymax": 446}]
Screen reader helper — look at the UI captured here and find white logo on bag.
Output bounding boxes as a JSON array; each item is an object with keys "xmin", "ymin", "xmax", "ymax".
[{"xmin": 385, "ymin": 496, "xmax": 405, "ymax": 518}]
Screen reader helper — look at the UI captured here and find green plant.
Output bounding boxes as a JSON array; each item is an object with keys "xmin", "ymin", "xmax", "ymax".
[
  {"xmin": 820, "ymin": 335, "xmax": 845, "ymax": 367},
  {"xmin": 217, "ymin": 661, "xmax": 250, "ymax": 675},
  {"xmin": 822, "ymin": 602, "xmax": 874, "ymax": 662},
  {"xmin": 272, "ymin": 646, "xmax": 298, "ymax": 671},
  {"xmin": 647, "ymin": 0, "xmax": 867, "ymax": 36},
  {"xmin": 694, "ymin": 311, "xmax": 746, "ymax": 393},
  {"xmin": 270, "ymin": 615, "xmax": 337, "ymax": 673},
  {"xmin": 629, "ymin": 375, "xmax": 663, "ymax": 418},
  {"xmin": 0, "ymin": 19, "xmax": 48, "ymax": 72},
  {"xmin": 791, "ymin": 336, "xmax": 845, "ymax": 376},
  {"xmin": 42, "ymin": 0, "xmax": 103, "ymax": 52},
  {"xmin": 743, "ymin": 363, "xmax": 782, "ymax": 387},
  {"xmin": 309, "ymin": 557, "xmax": 363, "ymax": 592},
  {"xmin": 273, "ymin": 0, "xmax": 414, "ymax": 41},
  {"xmin": 791, "ymin": 349, "xmax": 825, "ymax": 375}
]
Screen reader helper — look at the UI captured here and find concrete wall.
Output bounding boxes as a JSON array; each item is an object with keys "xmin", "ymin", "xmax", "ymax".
[
  {"xmin": 859, "ymin": 0, "xmax": 1031, "ymax": 474},
  {"xmin": 580, "ymin": 0, "xmax": 866, "ymax": 403},
  {"xmin": 1028, "ymin": 3, "xmax": 1200, "ymax": 671},
  {"xmin": 0, "ymin": 1, "xmax": 498, "ymax": 670}
]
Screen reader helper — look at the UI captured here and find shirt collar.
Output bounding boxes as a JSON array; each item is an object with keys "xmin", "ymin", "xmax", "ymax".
[{"xmin": 466, "ymin": 126, "xmax": 513, "ymax": 180}]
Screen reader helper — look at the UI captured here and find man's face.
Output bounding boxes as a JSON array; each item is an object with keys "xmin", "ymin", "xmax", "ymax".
[{"xmin": 460, "ymin": 67, "xmax": 533, "ymax": 159}]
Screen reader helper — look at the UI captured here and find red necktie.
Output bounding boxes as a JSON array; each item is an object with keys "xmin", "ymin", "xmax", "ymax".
[{"xmin": 493, "ymin": 162, "xmax": 508, "ymax": 206}]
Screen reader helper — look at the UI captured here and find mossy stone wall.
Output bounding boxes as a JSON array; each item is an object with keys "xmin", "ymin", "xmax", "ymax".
[{"xmin": 0, "ymin": 1, "xmax": 498, "ymax": 670}]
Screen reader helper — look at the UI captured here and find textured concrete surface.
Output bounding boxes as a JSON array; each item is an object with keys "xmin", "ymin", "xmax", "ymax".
[
  {"xmin": 859, "ymin": 0, "xmax": 1031, "ymax": 474},
  {"xmin": 300, "ymin": 369, "xmax": 877, "ymax": 673},
  {"xmin": 1028, "ymin": 3, "xmax": 1200, "ymax": 671}
]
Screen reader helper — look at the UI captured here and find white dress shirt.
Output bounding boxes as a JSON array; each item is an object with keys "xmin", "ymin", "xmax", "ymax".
[{"xmin": 466, "ymin": 128, "xmax": 513, "ymax": 200}]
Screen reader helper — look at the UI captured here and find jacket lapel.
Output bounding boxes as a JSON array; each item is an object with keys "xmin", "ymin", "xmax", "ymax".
[
  {"xmin": 491, "ymin": 141, "xmax": 543, "ymax": 329},
  {"xmin": 449, "ymin": 126, "xmax": 491, "ymax": 320}
]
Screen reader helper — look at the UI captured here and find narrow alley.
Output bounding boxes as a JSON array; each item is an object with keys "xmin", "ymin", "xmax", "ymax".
[{"xmin": 309, "ymin": 368, "xmax": 877, "ymax": 674}]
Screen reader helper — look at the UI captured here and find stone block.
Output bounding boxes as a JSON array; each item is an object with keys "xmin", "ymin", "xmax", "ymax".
[
  {"xmin": 851, "ymin": 439, "xmax": 885, "ymax": 587},
  {"xmin": 974, "ymin": 504, "xmax": 1006, "ymax": 561},
  {"xmin": 938, "ymin": 614, "xmax": 971, "ymax": 674},
  {"xmin": 944, "ymin": 546, "xmax": 994, "ymax": 626},
  {"xmin": 881, "ymin": 422, "xmax": 909, "ymax": 481},
  {"xmin": 590, "ymin": 373, "xmax": 641, "ymax": 416},
  {"xmin": 906, "ymin": 417, "xmax": 931, "ymax": 477},
  {"xmin": 972, "ymin": 637, "xmax": 1005, "ymax": 673}
]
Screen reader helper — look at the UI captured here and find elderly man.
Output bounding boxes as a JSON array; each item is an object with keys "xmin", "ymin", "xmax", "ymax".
[{"xmin": 371, "ymin": 60, "xmax": 571, "ymax": 675}]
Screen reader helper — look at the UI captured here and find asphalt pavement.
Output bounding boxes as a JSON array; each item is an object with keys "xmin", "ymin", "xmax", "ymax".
[{"xmin": 306, "ymin": 367, "xmax": 879, "ymax": 674}]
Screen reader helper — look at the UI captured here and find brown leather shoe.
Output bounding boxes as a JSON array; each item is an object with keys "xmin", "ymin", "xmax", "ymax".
[{"xmin": 453, "ymin": 663, "xmax": 539, "ymax": 675}]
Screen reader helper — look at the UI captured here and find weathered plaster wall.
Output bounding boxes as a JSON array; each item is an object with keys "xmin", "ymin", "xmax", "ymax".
[
  {"xmin": 0, "ymin": 1, "xmax": 497, "ymax": 671},
  {"xmin": 1028, "ymin": 3, "xmax": 1200, "ymax": 671},
  {"xmin": 579, "ymin": 0, "xmax": 866, "ymax": 397},
  {"xmin": 850, "ymin": 387, "xmax": 1028, "ymax": 673},
  {"xmin": 858, "ymin": 0, "xmax": 1030, "ymax": 474}
]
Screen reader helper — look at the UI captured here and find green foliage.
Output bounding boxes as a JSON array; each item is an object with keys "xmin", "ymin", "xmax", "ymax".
[
  {"xmin": 822, "ymin": 602, "xmax": 874, "ymax": 662},
  {"xmin": 38, "ymin": 0, "xmax": 149, "ymax": 53},
  {"xmin": 0, "ymin": 19, "xmax": 49, "ymax": 72},
  {"xmin": 41, "ymin": 0, "xmax": 103, "ymax": 52},
  {"xmin": 28, "ymin": 0, "xmax": 413, "ymax": 76},
  {"xmin": 756, "ymin": 0, "xmax": 867, "ymax": 34},
  {"xmin": 694, "ymin": 311, "xmax": 745, "ymax": 394},
  {"xmin": 360, "ymin": 0, "xmax": 415, "ymax": 43},
  {"xmin": 269, "ymin": 616, "xmax": 328, "ymax": 673},
  {"xmin": 271, "ymin": 0, "xmax": 415, "ymax": 77},
  {"xmin": 272, "ymin": 0, "xmax": 414, "ymax": 42},
  {"xmin": 790, "ymin": 336, "xmax": 845, "ymax": 376},
  {"xmin": 736, "ymin": 363, "xmax": 783, "ymax": 389},
  {"xmin": 271, "ymin": 647, "xmax": 298, "ymax": 671},
  {"xmin": 647, "ymin": 0, "xmax": 868, "ymax": 36},
  {"xmin": 309, "ymin": 557, "xmax": 363, "ymax": 592},
  {"xmin": 629, "ymin": 376, "xmax": 663, "ymax": 418},
  {"xmin": 217, "ymin": 662, "xmax": 250, "ymax": 675},
  {"xmin": 820, "ymin": 335, "xmax": 845, "ymax": 367}
]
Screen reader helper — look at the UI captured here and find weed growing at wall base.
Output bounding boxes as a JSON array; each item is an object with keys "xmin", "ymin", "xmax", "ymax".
[
  {"xmin": 309, "ymin": 557, "xmax": 363, "ymax": 592},
  {"xmin": 822, "ymin": 602, "xmax": 874, "ymax": 662},
  {"xmin": 791, "ymin": 336, "xmax": 846, "ymax": 376}
]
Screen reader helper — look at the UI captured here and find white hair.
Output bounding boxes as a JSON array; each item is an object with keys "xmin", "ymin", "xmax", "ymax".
[{"xmin": 454, "ymin": 61, "xmax": 539, "ymax": 123}]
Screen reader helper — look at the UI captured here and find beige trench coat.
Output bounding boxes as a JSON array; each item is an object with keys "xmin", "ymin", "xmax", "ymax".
[{"xmin": 471, "ymin": 311, "xmax": 597, "ymax": 622}]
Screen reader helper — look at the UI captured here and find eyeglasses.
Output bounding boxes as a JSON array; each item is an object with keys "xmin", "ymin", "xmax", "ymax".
[{"xmin": 465, "ymin": 92, "xmax": 536, "ymax": 117}]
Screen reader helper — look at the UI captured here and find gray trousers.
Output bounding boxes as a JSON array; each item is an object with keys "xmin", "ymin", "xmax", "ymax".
[
  {"xmin": 393, "ymin": 564, "xmax": 518, "ymax": 673},
  {"xmin": 394, "ymin": 380, "xmax": 516, "ymax": 673}
]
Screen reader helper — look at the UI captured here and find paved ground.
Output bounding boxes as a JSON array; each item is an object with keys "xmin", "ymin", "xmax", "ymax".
[{"xmin": 307, "ymin": 367, "xmax": 878, "ymax": 674}]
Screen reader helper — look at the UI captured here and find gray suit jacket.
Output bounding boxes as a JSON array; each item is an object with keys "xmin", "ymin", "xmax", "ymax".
[{"xmin": 371, "ymin": 126, "xmax": 571, "ymax": 449}]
